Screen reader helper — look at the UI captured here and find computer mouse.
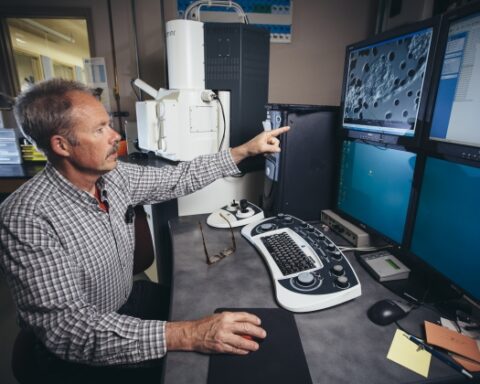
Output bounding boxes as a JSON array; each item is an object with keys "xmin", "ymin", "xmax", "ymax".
[{"xmin": 367, "ymin": 299, "xmax": 413, "ymax": 326}]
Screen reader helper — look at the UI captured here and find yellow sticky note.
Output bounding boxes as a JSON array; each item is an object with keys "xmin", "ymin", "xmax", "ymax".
[{"xmin": 387, "ymin": 330, "xmax": 432, "ymax": 378}]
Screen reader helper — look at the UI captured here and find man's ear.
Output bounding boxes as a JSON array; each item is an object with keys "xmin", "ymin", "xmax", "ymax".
[{"xmin": 50, "ymin": 135, "xmax": 71, "ymax": 157}]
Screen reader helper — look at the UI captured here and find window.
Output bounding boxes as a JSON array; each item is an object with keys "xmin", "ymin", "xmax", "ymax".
[
  {"xmin": 0, "ymin": 9, "xmax": 94, "ymax": 97},
  {"xmin": 7, "ymin": 17, "xmax": 90, "ymax": 90}
]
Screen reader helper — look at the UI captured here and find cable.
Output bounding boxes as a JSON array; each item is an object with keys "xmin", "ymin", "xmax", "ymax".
[
  {"xmin": 338, "ymin": 244, "xmax": 393, "ymax": 252},
  {"xmin": 404, "ymin": 279, "xmax": 463, "ymax": 334},
  {"xmin": 160, "ymin": 0, "xmax": 169, "ymax": 89},
  {"xmin": 214, "ymin": 95, "xmax": 227, "ymax": 151},
  {"xmin": 107, "ymin": 0, "xmax": 123, "ymax": 133},
  {"xmin": 184, "ymin": 1, "xmax": 249, "ymax": 23},
  {"xmin": 130, "ymin": 0, "xmax": 143, "ymax": 101}
]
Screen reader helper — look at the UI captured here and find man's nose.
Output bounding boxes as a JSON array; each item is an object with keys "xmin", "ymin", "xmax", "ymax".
[{"xmin": 109, "ymin": 127, "xmax": 121, "ymax": 143}]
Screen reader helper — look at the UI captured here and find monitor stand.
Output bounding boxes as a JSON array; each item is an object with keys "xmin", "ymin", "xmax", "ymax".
[
  {"xmin": 381, "ymin": 268, "xmax": 480, "ymax": 325},
  {"xmin": 382, "ymin": 269, "xmax": 461, "ymax": 305}
]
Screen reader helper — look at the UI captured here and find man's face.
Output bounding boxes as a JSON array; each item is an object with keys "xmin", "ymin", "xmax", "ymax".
[{"xmin": 66, "ymin": 91, "xmax": 121, "ymax": 175}]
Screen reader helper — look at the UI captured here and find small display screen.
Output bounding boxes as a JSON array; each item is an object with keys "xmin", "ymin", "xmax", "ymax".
[
  {"xmin": 386, "ymin": 258, "xmax": 400, "ymax": 270},
  {"xmin": 337, "ymin": 140, "xmax": 416, "ymax": 244},
  {"xmin": 343, "ymin": 27, "xmax": 433, "ymax": 137}
]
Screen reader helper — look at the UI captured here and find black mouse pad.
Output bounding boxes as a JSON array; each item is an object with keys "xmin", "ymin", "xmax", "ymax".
[{"xmin": 207, "ymin": 308, "xmax": 312, "ymax": 384}]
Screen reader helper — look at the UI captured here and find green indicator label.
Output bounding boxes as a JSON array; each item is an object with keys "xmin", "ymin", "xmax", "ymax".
[{"xmin": 386, "ymin": 258, "xmax": 400, "ymax": 270}]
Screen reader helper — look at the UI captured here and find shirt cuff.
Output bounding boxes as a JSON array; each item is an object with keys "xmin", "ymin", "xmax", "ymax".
[
  {"xmin": 222, "ymin": 149, "xmax": 241, "ymax": 176},
  {"xmin": 138, "ymin": 320, "xmax": 166, "ymax": 360}
]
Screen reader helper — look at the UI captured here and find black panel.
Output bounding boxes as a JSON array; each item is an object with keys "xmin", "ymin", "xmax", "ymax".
[
  {"xmin": 204, "ymin": 23, "xmax": 270, "ymax": 172},
  {"xmin": 262, "ymin": 105, "xmax": 339, "ymax": 221}
]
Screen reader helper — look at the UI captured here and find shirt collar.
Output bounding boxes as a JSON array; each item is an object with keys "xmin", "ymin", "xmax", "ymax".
[{"xmin": 43, "ymin": 162, "xmax": 106, "ymax": 210}]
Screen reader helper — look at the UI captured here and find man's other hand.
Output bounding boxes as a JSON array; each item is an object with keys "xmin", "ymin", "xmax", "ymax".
[{"xmin": 166, "ymin": 311, "xmax": 267, "ymax": 355}]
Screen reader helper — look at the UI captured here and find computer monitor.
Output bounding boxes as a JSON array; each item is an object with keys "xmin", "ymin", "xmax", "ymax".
[
  {"xmin": 409, "ymin": 156, "xmax": 480, "ymax": 302},
  {"xmin": 426, "ymin": 3, "xmax": 480, "ymax": 161},
  {"xmin": 336, "ymin": 139, "xmax": 416, "ymax": 244},
  {"xmin": 340, "ymin": 19, "xmax": 438, "ymax": 144}
]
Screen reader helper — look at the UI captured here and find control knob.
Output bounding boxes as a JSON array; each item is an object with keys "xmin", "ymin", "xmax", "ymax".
[
  {"xmin": 331, "ymin": 264, "xmax": 344, "ymax": 276},
  {"xmin": 226, "ymin": 200, "xmax": 239, "ymax": 212},
  {"xmin": 239, "ymin": 199, "xmax": 249, "ymax": 213},
  {"xmin": 326, "ymin": 242, "xmax": 336, "ymax": 251},
  {"xmin": 335, "ymin": 276, "xmax": 349, "ymax": 289},
  {"xmin": 295, "ymin": 272, "xmax": 315, "ymax": 286},
  {"xmin": 331, "ymin": 250, "xmax": 342, "ymax": 260},
  {"xmin": 259, "ymin": 223, "xmax": 275, "ymax": 232}
]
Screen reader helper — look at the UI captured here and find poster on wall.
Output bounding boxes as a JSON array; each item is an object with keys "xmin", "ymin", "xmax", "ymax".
[
  {"xmin": 177, "ymin": 0, "xmax": 293, "ymax": 43},
  {"xmin": 83, "ymin": 57, "xmax": 111, "ymax": 112}
]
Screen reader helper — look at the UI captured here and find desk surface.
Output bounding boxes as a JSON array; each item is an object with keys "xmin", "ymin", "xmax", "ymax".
[{"xmin": 163, "ymin": 215, "xmax": 472, "ymax": 384}]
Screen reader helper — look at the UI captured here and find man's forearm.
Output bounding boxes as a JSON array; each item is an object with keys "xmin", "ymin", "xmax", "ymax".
[
  {"xmin": 230, "ymin": 145, "xmax": 250, "ymax": 164},
  {"xmin": 165, "ymin": 321, "xmax": 194, "ymax": 351}
]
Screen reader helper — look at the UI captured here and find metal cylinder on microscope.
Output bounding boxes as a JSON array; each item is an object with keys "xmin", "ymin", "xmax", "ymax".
[{"xmin": 165, "ymin": 19, "xmax": 205, "ymax": 90}]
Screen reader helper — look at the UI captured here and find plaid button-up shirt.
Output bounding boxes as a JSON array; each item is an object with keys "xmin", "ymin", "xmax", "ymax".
[{"xmin": 0, "ymin": 150, "xmax": 239, "ymax": 365}]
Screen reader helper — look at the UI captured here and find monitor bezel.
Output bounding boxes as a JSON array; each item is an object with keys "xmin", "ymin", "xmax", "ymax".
[
  {"xmin": 339, "ymin": 17, "xmax": 441, "ymax": 148},
  {"xmin": 332, "ymin": 138, "xmax": 418, "ymax": 248},
  {"xmin": 422, "ymin": 2, "xmax": 480, "ymax": 163}
]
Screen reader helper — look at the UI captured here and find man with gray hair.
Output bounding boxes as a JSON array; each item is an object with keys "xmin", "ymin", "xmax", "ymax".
[{"xmin": 0, "ymin": 78, "xmax": 288, "ymax": 382}]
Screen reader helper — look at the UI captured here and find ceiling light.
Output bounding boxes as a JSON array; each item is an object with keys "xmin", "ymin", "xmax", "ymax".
[{"xmin": 23, "ymin": 18, "xmax": 76, "ymax": 44}]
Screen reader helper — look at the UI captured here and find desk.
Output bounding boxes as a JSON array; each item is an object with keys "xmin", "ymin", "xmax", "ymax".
[{"xmin": 164, "ymin": 214, "xmax": 476, "ymax": 384}]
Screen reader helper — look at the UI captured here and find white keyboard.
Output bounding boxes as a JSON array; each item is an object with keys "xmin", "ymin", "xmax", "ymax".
[{"xmin": 241, "ymin": 214, "xmax": 362, "ymax": 313}]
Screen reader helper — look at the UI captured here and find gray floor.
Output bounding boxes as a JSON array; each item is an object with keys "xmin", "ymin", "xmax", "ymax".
[{"xmin": 0, "ymin": 273, "xmax": 19, "ymax": 384}]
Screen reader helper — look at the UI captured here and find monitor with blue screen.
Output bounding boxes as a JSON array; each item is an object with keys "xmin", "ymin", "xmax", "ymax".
[
  {"xmin": 410, "ymin": 156, "xmax": 480, "ymax": 302},
  {"xmin": 341, "ymin": 23, "xmax": 435, "ymax": 141},
  {"xmin": 336, "ymin": 140, "xmax": 416, "ymax": 244}
]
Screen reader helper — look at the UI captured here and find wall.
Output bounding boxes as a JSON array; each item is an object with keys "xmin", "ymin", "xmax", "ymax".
[
  {"xmin": 164, "ymin": 0, "xmax": 379, "ymax": 106},
  {"xmin": 274, "ymin": 0, "xmax": 378, "ymax": 105},
  {"xmin": 1, "ymin": 0, "xmax": 379, "ymax": 124},
  {"xmin": 107, "ymin": 0, "xmax": 167, "ymax": 130}
]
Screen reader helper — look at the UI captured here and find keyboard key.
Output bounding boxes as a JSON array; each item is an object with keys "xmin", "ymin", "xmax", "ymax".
[{"xmin": 261, "ymin": 233, "xmax": 315, "ymax": 276}]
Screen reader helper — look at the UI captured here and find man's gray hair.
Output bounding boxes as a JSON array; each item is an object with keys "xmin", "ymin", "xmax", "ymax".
[{"xmin": 14, "ymin": 78, "xmax": 93, "ymax": 158}]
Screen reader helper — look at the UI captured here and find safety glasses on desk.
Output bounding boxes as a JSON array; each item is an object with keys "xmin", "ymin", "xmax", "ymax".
[{"xmin": 198, "ymin": 213, "xmax": 236, "ymax": 265}]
